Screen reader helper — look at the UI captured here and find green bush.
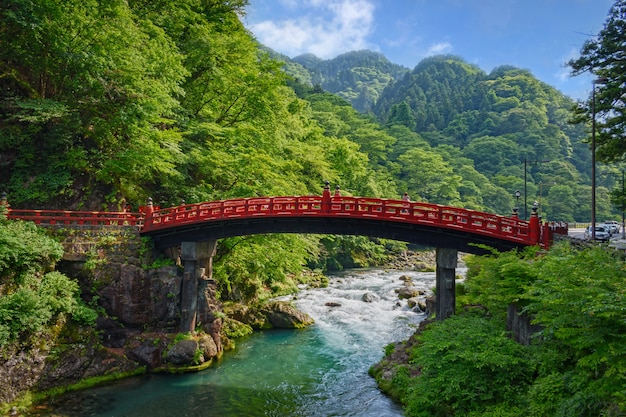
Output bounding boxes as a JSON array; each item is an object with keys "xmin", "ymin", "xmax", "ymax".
[
  {"xmin": 462, "ymin": 246, "xmax": 540, "ymax": 320},
  {"xmin": 0, "ymin": 220, "xmax": 97, "ymax": 347},
  {"xmin": 523, "ymin": 243, "xmax": 626, "ymax": 415},
  {"xmin": 0, "ymin": 220, "xmax": 64, "ymax": 282},
  {"xmin": 403, "ymin": 314, "xmax": 535, "ymax": 416}
]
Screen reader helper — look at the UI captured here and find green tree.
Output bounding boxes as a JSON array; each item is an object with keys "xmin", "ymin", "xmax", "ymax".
[
  {"xmin": 0, "ymin": 0, "xmax": 188, "ymax": 208},
  {"xmin": 398, "ymin": 148, "xmax": 461, "ymax": 203},
  {"xmin": 569, "ymin": 0, "xmax": 626, "ymax": 163},
  {"xmin": 524, "ymin": 244, "xmax": 626, "ymax": 415}
]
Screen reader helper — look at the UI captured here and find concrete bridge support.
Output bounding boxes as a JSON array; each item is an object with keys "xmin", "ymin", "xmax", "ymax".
[
  {"xmin": 435, "ymin": 247, "xmax": 458, "ymax": 320},
  {"xmin": 180, "ymin": 240, "xmax": 217, "ymax": 333}
]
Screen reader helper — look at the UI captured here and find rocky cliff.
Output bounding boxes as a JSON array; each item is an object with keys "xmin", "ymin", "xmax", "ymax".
[{"xmin": 0, "ymin": 226, "xmax": 224, "ymax": 409}]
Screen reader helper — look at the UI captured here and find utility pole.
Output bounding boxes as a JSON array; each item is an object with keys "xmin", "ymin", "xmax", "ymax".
[{"xmin": 621, "ymin": 170, "xmax": 626, "ymax": 239}]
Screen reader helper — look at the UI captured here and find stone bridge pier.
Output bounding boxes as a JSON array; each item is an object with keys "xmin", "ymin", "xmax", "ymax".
[
  {"xmin": 435, "ymin": 247, "xmax": 457, "ymax": 320},
  {"xmin": 179, "ymin": 240, "xmax": 218, "ymax": 333}
]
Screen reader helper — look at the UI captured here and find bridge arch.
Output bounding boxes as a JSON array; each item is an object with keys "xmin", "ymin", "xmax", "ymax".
[{"xmin": 4, "ymin": 190, "xmax": 567, "ymax": 329}]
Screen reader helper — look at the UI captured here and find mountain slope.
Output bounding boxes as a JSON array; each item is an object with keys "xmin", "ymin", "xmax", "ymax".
[{"xmin": 273, "ymin": 49, "xmax": 409, "ymax": 112}]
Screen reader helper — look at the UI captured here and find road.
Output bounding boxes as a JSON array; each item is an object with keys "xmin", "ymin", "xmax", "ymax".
[{"xmin": 568, "ymin": 227, "xmax": 626, "ymax": 249}]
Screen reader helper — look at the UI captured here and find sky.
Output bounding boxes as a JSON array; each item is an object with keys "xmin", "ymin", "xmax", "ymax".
[{"xmin": 243, "ymin": 0, "xmax": 616, "ymax": 101}]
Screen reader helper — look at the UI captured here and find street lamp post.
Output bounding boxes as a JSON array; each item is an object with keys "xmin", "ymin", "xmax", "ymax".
[
  {"xmin": 522, "ymin": 158, "xmax": 550, "ymax": 220},
  {"xmin": 621, "ymin": 170, "xmax": 626, "ymax": 239},
  {"xmin": 514, "ymin": 189, "xmax": 521, "ymax": 209},
  {"xmin": 539, "ymin": 182, "xmax": 543, "ymax": 217},
  {"xmin": 524, "ymin": 158, "xmax": 527, "ymax": 219},
  {"xmin": 591, "ymin": 77, "xmax": 608, "ymax": 240}
]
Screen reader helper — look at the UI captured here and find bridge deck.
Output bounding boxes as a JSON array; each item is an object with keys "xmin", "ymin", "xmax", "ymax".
[{"xmin": 5, "ymin": 195, "xmax": 564, "ymax": 254}]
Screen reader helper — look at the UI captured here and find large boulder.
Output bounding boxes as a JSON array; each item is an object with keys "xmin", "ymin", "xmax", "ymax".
[
  {"xmin": 198, "ymin": 334, "xmax": 219, "ymax": 359},
  {"xmin": 260, "ymin": 301, "xmax": 314, "ymax": 329},
  {"xmin": 127, "ymin": 340, "xmax": 163, "ymax": 369},
  {"xmin": 165, "ymin": 339, "xmax": 200, "ymax": 366}
]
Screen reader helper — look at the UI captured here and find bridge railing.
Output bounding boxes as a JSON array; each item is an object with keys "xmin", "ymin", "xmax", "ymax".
[
  {"xmin": 326, "ymin": 197, "xmax": 532, "ymax": 242},
  {"xmin": 142, "ymin": 196, "xmax": 533, "ymax": 244},
  {"xmin": 4, "ymin": 193, "xmax": 557, "ymax": 247}
]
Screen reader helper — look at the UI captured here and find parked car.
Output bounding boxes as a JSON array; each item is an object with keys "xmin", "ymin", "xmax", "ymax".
[
  {"xmin": 584, "ymin": 225, "xmax": 611, "ymax": 242},
  {"xmin": 601, "ymin": 221, "xmax": 620, "ymax": 235}
]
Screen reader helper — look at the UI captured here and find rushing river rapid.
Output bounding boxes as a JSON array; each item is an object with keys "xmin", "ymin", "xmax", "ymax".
[{"xmin": 32, "ymin": 268, "xmax": 444, "ymax": 417}]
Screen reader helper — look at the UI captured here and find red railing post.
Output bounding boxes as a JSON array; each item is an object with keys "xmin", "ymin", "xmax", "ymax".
[
  {"xmin": 541, "ymin": 223, "xmax": 552, "ymax": 249},
  {"xmin": 529, "ymin": 203, "xmax": 541, "ymax": 245},
  {"xmin": 322, "ymin": 181, "xmax": 331, "ymax": 212},
  {"xmin": 143, "ymin": 197, "xmax": 154, "ymax": 229}
]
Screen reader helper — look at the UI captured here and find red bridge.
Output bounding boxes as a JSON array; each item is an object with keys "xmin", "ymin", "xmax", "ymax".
[
  {"xmin": 4, "ymin": 188, "xmax": 566, "ymax": 255},
  {"xmin": 2, "ymin": 188, "xmax": 567, "ymax": 323}
]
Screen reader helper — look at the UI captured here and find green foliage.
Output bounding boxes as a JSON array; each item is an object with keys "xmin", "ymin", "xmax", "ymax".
[
  {"xmin": 0, "ymin": 220, "xmax": 64, "ymax": 282},
  {"xmin": 213, "ymin": 234, "xmax": 321, "ymax": 302},
  {"xmin": 222, "ymin": 317, "xmax": 253, "ymax": 339},
  {"xmin": 0, "ymin": 272, "xmax": 96, "ymax": 347},
  {"xmin": 403, "ymin": 314, "xmax": 535, "ymax": 416},
  {"xmin": 522, "ymin": 244, "xmax": 626, "ymax": 414},
  {"xmin": 0, "ymin": 219, "xmax": 96, "ymax": 347},
  {"xmin": 462, "ymin": 247, "xmax": 540, "ymax": 319},
  {"xmin": 377, "ymin": 243, "xmax": 626, "ymax": 416},
  {"xmin": 568, "ymin": 0, "xmax": 626, "ymax": 164}
]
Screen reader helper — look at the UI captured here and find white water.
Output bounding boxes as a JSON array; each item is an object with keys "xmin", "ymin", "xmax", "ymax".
[{"xmin": 278, "ymin": 268, "xmax": 439, "ymax": 416}]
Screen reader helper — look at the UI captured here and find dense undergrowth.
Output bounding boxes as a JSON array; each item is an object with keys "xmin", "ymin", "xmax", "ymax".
[
  {"xmin": 372, "ymin": 242, "xmax": 626, "ymax": 416},
  {"xmin": 0, "ymin": 211, "xmax": 97, "ymax": 349}
]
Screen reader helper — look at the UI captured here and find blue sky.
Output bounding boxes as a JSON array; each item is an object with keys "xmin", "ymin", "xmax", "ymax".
[{"xmin": 243, "ymin": 0, "xmax": 615, "ymax": 100}]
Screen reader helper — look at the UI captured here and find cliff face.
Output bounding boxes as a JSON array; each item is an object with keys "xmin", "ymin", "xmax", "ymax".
[{"xmin": 0, "ymin": 227, "xmax": 224, "ymax": 407}]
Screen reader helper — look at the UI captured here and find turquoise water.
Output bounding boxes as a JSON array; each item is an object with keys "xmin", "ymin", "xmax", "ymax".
[{"xmin": 34, "ymin": 269, "xmax": 438, "ymax": 416}]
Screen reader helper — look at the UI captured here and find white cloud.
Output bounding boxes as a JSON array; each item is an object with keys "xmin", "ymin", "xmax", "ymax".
[
  {"xmin": 249, "ymin": 0, "xmax": 376, "ymax": 59},
  {"xmin": 555, "ymin": 47, "xmax": 579, "ymax": 82},
  {"xmin": 425, "ymin": 42, "xmax": 453, "ymax": 56}
]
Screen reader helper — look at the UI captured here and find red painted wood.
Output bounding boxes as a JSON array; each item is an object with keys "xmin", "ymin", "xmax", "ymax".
[{"xmin": 5, "ymin": 196, "xmax": 567, "ymax": 248}]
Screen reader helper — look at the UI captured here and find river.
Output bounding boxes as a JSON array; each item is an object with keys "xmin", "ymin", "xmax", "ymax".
[{"xmin": 32, "ymin": 268, "xmax": 442, "ymax": 417}]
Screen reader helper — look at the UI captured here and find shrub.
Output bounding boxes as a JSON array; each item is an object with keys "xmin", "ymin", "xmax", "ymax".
[{"xmin": 403, "ymin": 314, "xmax": 535, "ymax": 416}]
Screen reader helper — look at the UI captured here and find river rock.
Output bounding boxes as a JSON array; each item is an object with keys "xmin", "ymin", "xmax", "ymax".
[
  {"xmin": 127, "ymin": 340, "xmax": 163, "ymax": 369},
  {"xmin": 261, "ymin": 301, "xmax": 314, "ymax": 329},
  {"xmin": 198, "ymin": 334, "xmax": 219, "ymax": 359},
  {"xmin": 395, "ymin": 287, "xmax": 424, "ymax": 299},
  {"xmin": 407, "ymin": 297, "xmax": 427, "ymax": 312},
  {"xmin": 361, "ymin": 292, "xmax": 379, "ymax": 303},
  {"xmin": 326, "ymin": 302, "xmax": 342, "ymax": 307},
  {"xmin": 166, "ymin": 339, "xmax": 200, "ymax": 365}
]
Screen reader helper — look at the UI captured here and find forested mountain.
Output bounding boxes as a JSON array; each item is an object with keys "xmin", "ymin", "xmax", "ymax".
[
  {"xmin": 370, "ymin": 55, "xmax": 598, "ymax": 222},
  {"xmin": 276, "ymin": 50, "xmax": 621, "ymax": 224},
  {"xmin": 274, "ymin": 49, "xmax": 409, "ymax": 113}
]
